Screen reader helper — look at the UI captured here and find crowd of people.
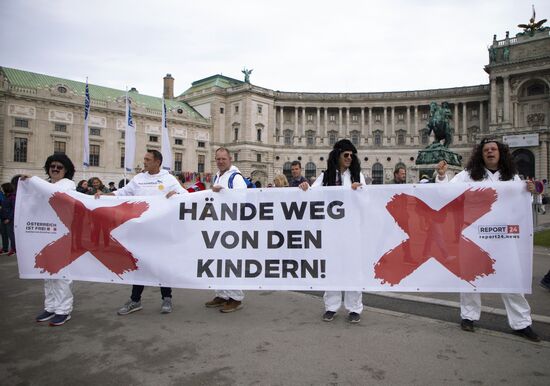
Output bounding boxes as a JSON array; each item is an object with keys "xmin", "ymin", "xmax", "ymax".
[
  {"xmin": 3, "ymin": 138, "xmax": 548, "ymax": 343},
  {"xmin": 76, "ymin": 177, "xmax": 118, "ymax": 195}
]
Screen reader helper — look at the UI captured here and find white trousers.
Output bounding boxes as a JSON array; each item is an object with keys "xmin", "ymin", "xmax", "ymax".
[
  {"xmin": 215, "ymin": 289, "xmax": 244, "ymax": 301},
  {"xmin": 460, "ymin": 292, "xmax": 532, "ymax": 330},
  {"xmin": 44, "ymin": 279, "xmax": 73, "ymax": 315},
  {"xmin": 324, "ymin": 291, "xmax": 363, "ymax": 314}
]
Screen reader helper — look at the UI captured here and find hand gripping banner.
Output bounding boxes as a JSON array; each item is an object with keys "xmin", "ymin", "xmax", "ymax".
[{"xmin": 15, "ymin": 177, "xmax": 533, "ymax": 293}]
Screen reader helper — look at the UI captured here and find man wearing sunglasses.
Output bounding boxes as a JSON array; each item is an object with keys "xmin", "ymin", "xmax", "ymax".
[{"xmin": 299, "ymin": 139, "xmax": 366, "ymax": 323}]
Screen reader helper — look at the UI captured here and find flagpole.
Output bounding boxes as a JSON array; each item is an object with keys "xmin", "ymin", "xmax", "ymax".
[
  {"xmin": 83, "ymin": 76, "xmax": 90, "ymax": 182},
  {"xmin": 161, "ymin": 98, "xmax": 172, "ymax": 172},
  {"xmin": 124, "ymin": 87, "xmax": 128, "ymax": 186},
  {"xmin": 123, "ymin": 86, "xmax": 136, "ymax": 187}
]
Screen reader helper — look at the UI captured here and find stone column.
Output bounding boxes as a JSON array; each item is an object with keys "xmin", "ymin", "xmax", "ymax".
[
  {"xmin": 324, "ymin": 108, "xmax": 328, "ymax": 137},
  {"xmin": 414, "ymin": 105, "xmax": 418, "ymax": 137},
  {"xmin": 368, "ymin": 108, "xmax": 373, "ymax": 137},
  {"xmin": 406, "ymin": 106, "xmax": 411, "ymax": 135},
  {"xmin": 383, "ymin": 107, "xmax": 388, "ymax": 137},
  {"xmin": 479, "ymin": 101, "xmax": 484, "ymax": 132},
  {"xmin": 462, "ymin": 103, "xmax": 467, "ymax": 137},
  {"xmin": 361, "ymin": 107, "xmax": 365, "ymax": 137},
  {"xmin": 279, "ymin": 106, "xmax": 284, "ymax": 131},
  {"xmin": 490, "ymin": 77, "xmax": 497, "ymax": 124},
  {"xmin": 346, "ymin": 107, "xmax": 350, "ymax": 137},
  {"xmin": 294, "ymin": 107, "xmax": 298, "ymax": 135},
  {"xmin": 390, "ymin": 106, "xmax": 395, "ymax": 137},
  {"xmin": 454, "ymin": 103, "xmax": 459, "ymax": 135},
  {"xmin": 338, "ymin": 108, "xmax": 343, "ymax": 135},
  {"xmin": 540, "ymin": 140, "xmax": 548, "ymax": 181},
  {"xmin": 316, "ymin": 107, "xmax": 321, "ymax": 135},
  {"xmin": 302, "ymin": 106, "xmax": 306, "ymax": 136},
  {"xmin": 503, "ymin": 76, "xmax": 510, "ymax": 124}
]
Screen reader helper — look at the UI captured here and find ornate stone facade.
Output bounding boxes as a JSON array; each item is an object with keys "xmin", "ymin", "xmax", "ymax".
[{"xmin": 1, "ymin": 24, "xmax": 548, "ymax": 185}]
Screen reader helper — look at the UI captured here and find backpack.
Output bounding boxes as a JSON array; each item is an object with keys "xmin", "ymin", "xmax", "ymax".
[{"xmin": 214, "ymin": 172, "xmax": 255, "ymax": 189}]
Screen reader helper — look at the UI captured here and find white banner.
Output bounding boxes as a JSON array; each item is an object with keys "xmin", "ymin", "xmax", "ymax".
[{"xmin": 15, "ymin": 177, "xmax": 533, "ymax": 293}]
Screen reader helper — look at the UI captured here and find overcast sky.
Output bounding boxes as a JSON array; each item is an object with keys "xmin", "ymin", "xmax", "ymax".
[{"xmin": 1, "ymin": 0, "xmax": 549, "ymax": 97}]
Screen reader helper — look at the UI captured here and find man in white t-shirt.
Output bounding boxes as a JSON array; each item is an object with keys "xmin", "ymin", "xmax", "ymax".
[
  {"xmin": 96, "ymin": 149, "xmax": 187, "ymax": 315},
  {"xmin": 204, "ymin": 147, "xmax": 247, "ymax": 313}
]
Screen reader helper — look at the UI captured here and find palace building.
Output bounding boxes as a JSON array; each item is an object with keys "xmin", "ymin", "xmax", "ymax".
[{"xmin": 1, "ymin": 22, "xmax": 549, "ymax": 186}]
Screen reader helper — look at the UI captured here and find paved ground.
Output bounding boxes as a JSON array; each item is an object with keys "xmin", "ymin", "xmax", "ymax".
[{"xmin": 1, "ymin": 254, "xmax": 549, "ymax": 386}]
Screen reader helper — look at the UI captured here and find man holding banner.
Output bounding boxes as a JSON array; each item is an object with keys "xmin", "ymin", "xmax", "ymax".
[
  {"xmin": 449, "ymin": 137, "xmax": 540, "ymax": 342},
  {"xmin": 95, "ymin": 149, "xmax": 187, "ymax": 315},
  {"xmin": 204, "ymin": 147, "xmax": 247, "ymax": 313}
]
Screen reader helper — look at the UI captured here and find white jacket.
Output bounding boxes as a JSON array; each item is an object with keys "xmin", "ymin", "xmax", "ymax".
[
  {"xmin": 213, "ymin": 165, "xmax": 248, "ymax": 190},
  {"xmin": 311, "ymin": 169, "xmax": 366, "ymax": 188},
  {"xmin": 450, "ymin": 168, "xmax": 520, "ymax": 183},
  {"xmin": 114, "ymin": 170, "xmax": 187, "ymax": 197}
]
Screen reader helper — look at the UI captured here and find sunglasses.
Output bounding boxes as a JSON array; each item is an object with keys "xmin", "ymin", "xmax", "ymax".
[
  {"xmin": 49, "ymin": 164, "xmax": 65, "ymax": 171},
  {"xmin": 342, "ymin": 152, "xmax": 354, "ymax": 159}
]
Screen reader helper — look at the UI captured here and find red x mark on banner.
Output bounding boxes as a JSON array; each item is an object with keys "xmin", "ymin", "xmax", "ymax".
[
  {"xmin": 374, "ymin": 187, "xmax": 497, "ymax": 286},
  {"xmin": 35, "ymin": 192, "xmax": 149, "ymax": 276}
]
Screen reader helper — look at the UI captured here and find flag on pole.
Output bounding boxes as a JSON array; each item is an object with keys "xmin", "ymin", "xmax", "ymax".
[
  {"xmin": 83, "ymin": 78, "xmax": 90, "ymax": 168},
  {"xmin": 161, "ymin": 99, "xmax": 172, "ymax": 171},
  {"xmin": 124, "ymin": 91, "xmax": 136, "ymax": 173}
]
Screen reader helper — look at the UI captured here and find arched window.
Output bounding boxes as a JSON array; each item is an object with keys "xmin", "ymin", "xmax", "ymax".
[
  {"xmin": 305, "ymin": 162, "xmax": 316, "ymax": 180},
  {"xmin": 283, "ymin": 162, "xmax": 292, "ymax": 181},
  {"xmin": 372, "ymin": 163, "xmax": 384, "ymax": 185},
  {"xmin": 256, "ymin": 123, "xmax": 264, "ymax": 142}
]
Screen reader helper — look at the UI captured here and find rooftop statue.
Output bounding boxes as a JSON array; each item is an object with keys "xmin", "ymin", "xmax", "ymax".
[
  {"xmin": 518, "ymin": 5, "xmax": 547, "ymax": 36},
  {"xmin": 242, "ymin": 68, "xmax": 253, "ymax": 83}
]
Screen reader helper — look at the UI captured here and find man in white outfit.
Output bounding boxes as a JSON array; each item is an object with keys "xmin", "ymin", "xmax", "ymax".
[
  {"xmin": 447, "ymin": 138, "xmax": 540, "ymax": 342},
  {"xmin": 204, "ymin": 147, "xmax": 246, "ymax": 313},
  {"xmin": 96, "ymin": 149, "xmax": 188, "ymax": 315},
  {"xmin": 299, "ymin": 139, "xmax": 366, "ymax": 323}
]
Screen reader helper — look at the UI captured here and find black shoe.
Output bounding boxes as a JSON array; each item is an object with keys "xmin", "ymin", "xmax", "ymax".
[
  {"xmin": 513, "ymin": 326, "xmax": 541, "ymax": 342},
  {"xmin": 347, "ymin": 312, "xmax": 361, "ymax": 323},
  {"xmin": 322, "ymin": 311, "xmax": 336, "ymax": 322},
  {"xmin": 36, "ymin": 310, "xmax": 56, "ymax": 322},
  {"xmin": 461, "ymin": 319, "xmax": 475, "ymax": 332},
  {"xmin": 540, "ymin": 280, "xmax": 550, "ymax": 291}
]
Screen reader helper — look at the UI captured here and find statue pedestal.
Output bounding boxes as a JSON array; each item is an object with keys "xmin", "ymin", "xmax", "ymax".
[{"xmin": 415, "ymin": 143, "xmax": 462, "ymax": 167}]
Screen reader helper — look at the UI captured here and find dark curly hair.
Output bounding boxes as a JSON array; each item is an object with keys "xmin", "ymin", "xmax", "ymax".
[
  {"xmin": 322, "ymin": 139, "xmax": 362, "ymax": 186},
  {"xmin": 465, "ymin": 138, "xmax": 517, "ymax": 181},
  {"xmin": 44, "ymin": 153, "xmax": 76, "ymax": 180}
]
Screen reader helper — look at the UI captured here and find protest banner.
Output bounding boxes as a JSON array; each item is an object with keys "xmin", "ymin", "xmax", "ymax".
[{"xmin": 16, "ymin": 177, "xmax": 533, "ymax": 293}]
